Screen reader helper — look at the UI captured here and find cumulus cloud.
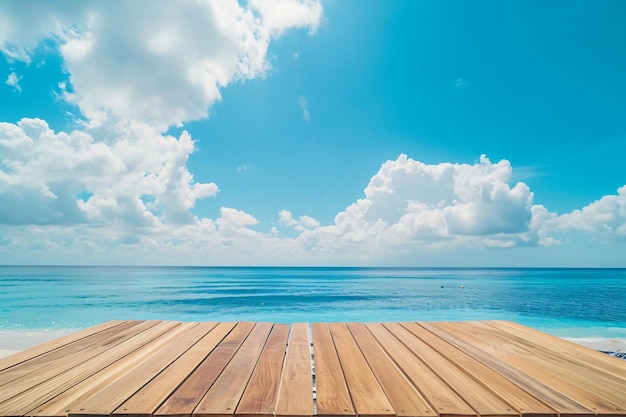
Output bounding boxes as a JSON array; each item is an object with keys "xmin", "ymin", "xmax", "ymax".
[
  {"xmin": 248, "ymin": 0, "xmax": 323, "ymax": 36},
  {"xmin": 550, "ymin": 185, "xmax": 626, "ymax": 240},
  {"xmin": 0, "ymin": 0, "xmax": 326, "ymax": 263},
  {"xmin": 294, "ymin": 154, "xmax": 544, "ymax": 254},
  {"xmin": 0, "ymin": 0, "xmax": 323, "ymax": 130},
  {"xmin": 1, "ymin": 146, "xmax": 624, "ymax": 264},
  {"xmin": 0, "ymin": 118, "xmax": 217, "ymax": 226},
  {"xmin": 5, "ymin": 71, "xmax": 21, "ymax": 92},
  {"xmin": 279, "ymin": 210, "xmax": 320, "ymax": 232}
]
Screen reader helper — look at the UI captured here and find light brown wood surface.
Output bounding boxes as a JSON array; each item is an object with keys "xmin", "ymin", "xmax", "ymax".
[
  {"xmin": 193, "ymin": 322, "xmax": 273, "ymax": 417},
  {"xmin": 1, "ymin": 321, "xmax": 171, "ymax": 417},
  {"xmin": 274, "ymin": 323, "xmax": 313, "ymax": 417},
  {"xmin": 391, "ymin": 321, "xmax": 521, "ymax": 417},
  {"xmin": 0, "ymin": 320, "xmax": 623, "ymax": 417},
  {"xmin": 451, "ymin": 321, "xmax": 623, "ymax": 415},
  {"xmin": 311, "ymin": 323, "xmax": 354, "ymax": 417},
  {"xmin": 367, "ymin": 322, "xmax": 477, "ymax": 417},
  {"xmin": 328, "ymin": 322, "xmax": 394, "ymax": 417},
  {"xmin": 346, "ymin": 322, "xmax": 434, "ymax": 417},
  {"xmin": 421, "ymin": 322, "xmax": 593, "ymax": 417},
  {"xmin": 236, "ymin": 324, "xmax": 289, "ymax": 417},
  {"xmin": 406, "ymin": 323, "xmax": 557, "ymax": 417},
  {"xmin": 114, "ymin": 322, "xmax": 237, "ymax": 417},
  {"xmin": 155, "ymin": 322, "xmax": 254, "ymax": 417}
]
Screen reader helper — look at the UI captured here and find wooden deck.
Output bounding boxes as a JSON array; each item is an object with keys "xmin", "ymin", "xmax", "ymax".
[{"xmin": 0, "ymin": 321, "xmax": 625, "ymax": 417}]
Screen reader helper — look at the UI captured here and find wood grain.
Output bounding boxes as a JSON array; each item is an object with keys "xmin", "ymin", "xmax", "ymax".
[
  {"xmin": 0, "ymin": 320, "xmax": 623, "ymax": 417},
  {"xmin": 328, "ymin": 322, "xmax": 394, "ymax": 417},
  {"xmin": 155, "ymin": 322, "xmax": 255, "ymax": 417},
  {"xmin": 346, "ymin": 322, "xmax": 434, "ymax": 417},
  {"xmin": 5, "ymin": 321, "xmax": 178, "ymax": 417},
  {"xmin": 275, "ymin": 323, "xmax": 313, "ymax": 417},
  {"xmin": 311, "ymin": 323, "xmax": 354, "ymax": 417},
  {"xmin": 193, "ymin": 322, "xmax": 273, "ymax": 417},
  {"xmin": 368, "ymin": 322, "xmax": 476, "ymax": 417},
  {"xmin": 236, "ymin": 324, "xmax": 290, "ymax": 417},
  {"xmin": 114, "ymin": 322, "xmax": 237, "ymax": 417}
]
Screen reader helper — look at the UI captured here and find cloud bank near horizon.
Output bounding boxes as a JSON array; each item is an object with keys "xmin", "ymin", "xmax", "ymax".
[{"xmin": 0, "ymin": 1, "xmax": 624, "ymax": 265}]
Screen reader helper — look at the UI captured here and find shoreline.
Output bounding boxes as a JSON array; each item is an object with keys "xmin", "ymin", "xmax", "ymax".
[
  {"xmin": 0, "ymin": 329, "xmax": 74, "ymax": 359},
  {"xmin": 1, "ymin": 328, "xmax": 625, "ymax": 360}
]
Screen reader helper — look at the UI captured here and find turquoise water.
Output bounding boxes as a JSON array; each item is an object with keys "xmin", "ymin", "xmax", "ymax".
[{"xmin": 1, "ymin": 266, "xmax": 625, "ymax": 339}]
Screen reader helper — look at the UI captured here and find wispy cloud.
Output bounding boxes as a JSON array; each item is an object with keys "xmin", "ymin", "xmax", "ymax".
[
  {"xmin": 454, "ymin": 78, "xmax": 466, "ymax": 88},
  {"xmin": 238, "ymin": 164, "xmax": 254, "ymax": 172},
  {"xmin": 298, "ymin": 95, "xmax": 311, "ymax": 123},
  {"xmin": 5, "ymin": 72, "xmax": 22, "ymax": 92}
]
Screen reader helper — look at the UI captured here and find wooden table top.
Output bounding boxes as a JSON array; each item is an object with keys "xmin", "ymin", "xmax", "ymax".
[{"xmin": 0, "ymin": 320, "xmax": 625, "ymax": 417}]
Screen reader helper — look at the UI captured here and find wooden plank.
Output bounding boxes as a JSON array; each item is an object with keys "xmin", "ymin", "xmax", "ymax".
[
  {"xmin": 113, "ymin": 322, "xmax": 237, "ymax": 417},
  {"xmin": 17, "ymin": 321, "xmax": 180, "ymax": 417},
  {"xmin": 155, "ymin": 322, "xmax": 255, "ymax": 417},
  {"xmin": 236, "ymin": 324, "xmax": 290, "ymax": 417},
  {"xmin": 346, "ymin": 322, "xmax": 435, "ymax": 417},
  {"xmin": 386, "ymin": 322, "xmax": 518, "ymax": 417},
  {"xmin": 451, "ymin": 321, "xmax": 623, "ymax": 416},
  {"xmin": 422, "ymin": 322, "xmax": 593, "ymax": 417},
  {"xmin": 193, "ymin": 322, "xmax": 273, "ymax": 417},
  {"xmin": 483, "ymin": 321, "xmax": 626, "ymax": 387},
  {"xmin": 0, "ymin": 321, "xmax": 160, "ymax": 406},
  {"xmin": 487, "ymin": 321, "xmax": 626, "ymax": 380},
  {"xmin": 468, "ymin": 321, "xmax": 626, "ymax": 412},
  {"xmin": 367, "ymin": 323, "xmax": 476, "ymax": 417},
  {"xmin": 311, "ymin": 323, "xmax": 355, "ymax": 417},
  {"xmin": 0, "ymin": 320, "xmax": 623, "ymax": 417},
  {"xmin": 66, "ymin": 322, "xmax": 216, "ymax": 417},
  {"xmin": 0, "ymin": 321, "xmax": 125, "ymax": 372},
  {"xmin": 328, "ymin": 322, "xmax": 394, "ymax": 417},
  {"xmin": 407, "ymin": 323, "xmax": 557, "ymax": 417},
  {"xmin": 0, "ymin": 321, "xmax": 144, "ymax": 388},
  {"xmin": 275, "ymin": 323, "xmax": 314, "ymax": 417}
]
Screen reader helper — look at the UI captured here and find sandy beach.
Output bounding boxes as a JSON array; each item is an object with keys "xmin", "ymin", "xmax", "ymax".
[
  {"xmin": 0, "ymin": 329, "xmax": 625, "ymax": 360},
  {"xmin": 0, "ymin": 329, "xmax": 73, "ymax": 359}
]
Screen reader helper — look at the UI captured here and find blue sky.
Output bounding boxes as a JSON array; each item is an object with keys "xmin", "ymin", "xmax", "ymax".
[{"xmin": 1, "ymin": 0, "xmax": 625, "ymax": 266}]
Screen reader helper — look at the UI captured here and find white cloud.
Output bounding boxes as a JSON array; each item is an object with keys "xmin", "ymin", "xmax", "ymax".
[
  {"xmin": 279, "ymin": 210, "xmax": 298, "ymax": 227},
  {"xmin": 298, "ymin": 95, "xmax": 311, "ymax": 122},
  {"xmin": 5, "ymin": 71, "xmax": 21, "ymax": 92},
  {"xmin": 248, "ymin": 0, "xmax": 323, "ymax": 36},
  {"xmin": 238, "ymin": 164, "xmax": 254, "ymax": 172},
  {"xmin": 0, "ymin": 118, "xmax": 217, "ymax": 226},
  {"xmin": 285, "ymin": 154, "xmax": 553, "ymax": 258},
  {"xmin": 550, "ymin": 185, "xmax": 626, "ymax": 240},
  {"xmin": 279, "ymin": 209, "xmax": 319, "ymax": 232},
  {"xmin": 0, "ymin": 0, "xmax": 325, "ymax": 263},
  {"xmin": 253, "ymin": 154, "xmax": 573, "ymax": 262},
  {"xmin": 1, "ymin": 149, "xmax": 625, "ymax": 265},
  {"xmin": 0, "ymin": 1, "xmax": 88, "ymax": 63},
  {"xmin": 0, "ymin": 0, "xmax": 323, "ymax": 130},
  {"xmin": 454, "ymin": 78, "xmax": 466, "ymax": 88}
]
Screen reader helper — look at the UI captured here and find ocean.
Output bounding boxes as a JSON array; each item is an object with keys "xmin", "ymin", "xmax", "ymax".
[{"xmin": 1, "ymin": 266, "xmax": 625, "ymax": 342}]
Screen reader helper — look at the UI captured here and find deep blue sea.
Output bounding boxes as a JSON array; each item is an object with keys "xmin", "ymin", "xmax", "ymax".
[{"xmin": 1, "ymin": 266, "xmax": 625, "ymax": 339}]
